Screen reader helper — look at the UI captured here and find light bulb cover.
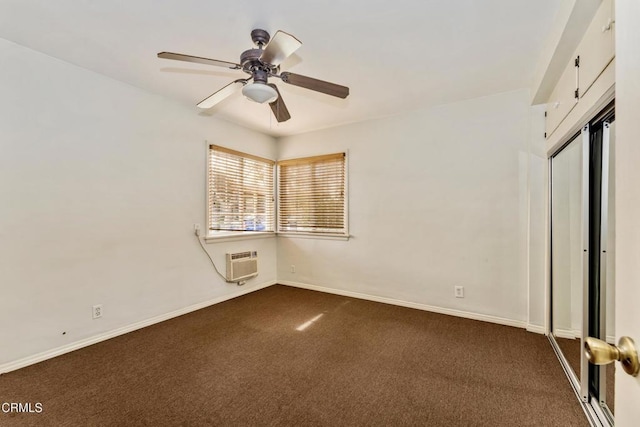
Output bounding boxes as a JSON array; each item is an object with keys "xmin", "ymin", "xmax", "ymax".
[{"xmin": 242, "ymin": 82, "xmax": 278, "ymax": 104}]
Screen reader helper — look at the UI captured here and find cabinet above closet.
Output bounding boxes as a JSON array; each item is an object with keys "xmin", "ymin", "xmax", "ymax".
[{"xmin": 546, "ymin": 0, "xmax": 615, "ymax": 140}]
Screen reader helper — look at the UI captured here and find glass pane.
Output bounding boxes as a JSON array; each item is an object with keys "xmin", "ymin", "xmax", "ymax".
[
  {"xmin": 551, "ymin": 136, "xmax": 583, "ymax": 378},
  {"xmin": 209, "ymin": 147, "xmax": 275, "ymax": 232}
]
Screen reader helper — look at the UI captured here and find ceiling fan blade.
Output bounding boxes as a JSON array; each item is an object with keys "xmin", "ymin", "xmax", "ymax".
[
  {"xmin": 197, "ymin": 79, "xmax": 247, "ymax": 109},
  {"xmin": 157, "ymin": 52, "xmax": 241, "ymax": 70},
  {"xmin": 280, "ymin": 72, "xmax": 349, "ymax": 99},
  {"xmin": 260, "ymin": 31, "xmax": 302, "ymax": 66},
  {"xmin": 267, "ymin": 84, "xmax": 291, "ymax": 123}
]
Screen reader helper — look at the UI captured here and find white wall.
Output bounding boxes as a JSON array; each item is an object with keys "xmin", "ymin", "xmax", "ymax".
[
  {"xmin": 527, "ymin": 105, "xmax": 548, "ymax": 331},
  {"xmin": 0, "ymin": 38, "xmax": 552, "ymax": 369},
  {"xmin": 0, "ymin": 39, "xmax": 277, "ymax": 368},
  {"xmin": 277, "ymin": 89, "xmax": 537, "ymax": 324}
]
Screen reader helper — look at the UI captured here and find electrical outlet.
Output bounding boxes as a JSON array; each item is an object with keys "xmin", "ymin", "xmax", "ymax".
[
  {"xmin": 194, "ymin": 223, "xmax": 201, "ymax": 236},
  {"xmin": 454, "ymin": 286, "xmax": 464, "ymax": 298},
  {"xmin": 290, "ymin": 265, "xmax": 296, "ymax": 273},
  {"xmin": 92, "ymin": 304, "xmax": 103, "ymax": 319}
]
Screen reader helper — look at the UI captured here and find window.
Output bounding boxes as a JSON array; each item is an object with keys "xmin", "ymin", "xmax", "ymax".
[
  {"xmin": 208, "ymin": 145, "xmax": 275, "ymax": 233},
  {"xmin": 278, "ymin": 153, "xmax": 347, "ymax": 236}
]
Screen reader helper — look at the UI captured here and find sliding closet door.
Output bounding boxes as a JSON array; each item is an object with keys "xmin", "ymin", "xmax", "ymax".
[
  {"xmin": 549, "ymin": 107, "xmax": 615, "ymax": 426},
  {"xmin": 550, "ymin": 129, "xmax": 588, "ymax": 393}
]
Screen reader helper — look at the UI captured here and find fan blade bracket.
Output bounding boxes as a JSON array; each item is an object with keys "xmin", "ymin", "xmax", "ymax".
[{"xmin": 280, "ymin": 72, "xmax": 349, "ymax": 99}]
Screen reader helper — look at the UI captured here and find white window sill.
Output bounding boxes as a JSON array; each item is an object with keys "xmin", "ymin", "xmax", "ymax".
[
  {"xmin": 277, "ymin": 232, "xmax": 350, "ymax": 241},
  {"xmin": 204, "ymin": 231, "xmax": 275, "ymax": 243},
  {"xmin": 204, "ymin": 231, "xmax": 350, "ymax": 242}
]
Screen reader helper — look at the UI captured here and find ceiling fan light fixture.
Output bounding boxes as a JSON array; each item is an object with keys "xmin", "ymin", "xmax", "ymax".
[{"xmin": 242, "ymin": 82, "xmax": 278, "ymax": 104}]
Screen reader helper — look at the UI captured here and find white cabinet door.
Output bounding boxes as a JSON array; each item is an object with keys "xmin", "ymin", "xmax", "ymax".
[
  {"xmin": 546, "ymin": 57, "xmax": 578, "ymax": 139},
  {"xmin": 577, "ymin": 0, "xmax": 615, "ymax": 98}
]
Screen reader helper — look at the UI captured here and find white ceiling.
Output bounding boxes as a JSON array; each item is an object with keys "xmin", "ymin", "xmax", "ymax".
[{"xmin": 0, "ymin": 0, "xmax": 561, "ymax": 137}]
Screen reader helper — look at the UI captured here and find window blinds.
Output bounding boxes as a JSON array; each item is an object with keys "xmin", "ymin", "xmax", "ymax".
[
  {"xmin": 208, "ymin": 145, "xmax": 275, "ymax": 232},
  {"xmin": 278, "ymin": 153, "xmax": 346, "ymax": 234}
]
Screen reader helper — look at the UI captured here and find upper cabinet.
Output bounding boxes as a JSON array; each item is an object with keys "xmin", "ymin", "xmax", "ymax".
[
  {"xmin": 576, "ymin": 0, "xmax": 615, "ymax": 99},
  {"xmin": 546, "ymin": 0, "xmax": 615, "ymax": 140},
  {"xmin": 546, "ymin": 57, "xmax": 578, "ymax": 138}
]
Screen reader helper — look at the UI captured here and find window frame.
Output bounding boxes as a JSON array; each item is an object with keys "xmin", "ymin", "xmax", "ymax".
[
  {"xmin": 276, "ymin": 151, "xmax": 349, "ymax": 240},
  {"xmin": 205, "ymin": 144, "xmax": 276, "ymax": 241}
]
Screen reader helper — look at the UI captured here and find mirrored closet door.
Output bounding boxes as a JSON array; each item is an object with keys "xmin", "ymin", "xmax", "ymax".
[
  {"xmin": 549, "ymin": 105, "xmax": 615, "ymax": 424},
  {"xmin": 551, "ymin": 132, "xmax": 584, "ymax": 381}
]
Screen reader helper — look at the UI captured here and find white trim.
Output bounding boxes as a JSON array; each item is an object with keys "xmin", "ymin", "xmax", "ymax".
[
  {"xmin": 0, "ymin": 280, "xmax": 277, "ymax": 374},
  {"xmin": 526, "ymin": 324, "xmax": 546, "ymax": 334},
  {"xmin": 553, "ymin": 328, "xmax": 581, "ymax": 340},
  {"xmin": 279, "ymin": 280, "xmax": 527, "ymax": 329},
  {"xmin": 204, "ymin": 231, "xmax": 275, "ymax": 243},
  {"xmin": 526, "ymin": 106, "xmax": 532, "ymax": 337},
  {"xmin": 276, "ymin": 232, "xmax": 350, "ymax": 241},
  {"xmin": 544, "ymin": 158, "xmax": 551, "ymax": 336},
  {"xmin": 205, "ymin": 231, "xmax": 350, "ymax": 242}
]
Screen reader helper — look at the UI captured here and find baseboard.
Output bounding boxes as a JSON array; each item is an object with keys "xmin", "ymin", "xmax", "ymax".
[
  {"xmin": 278, "ymin": 281, "xmax": 527, "ymax": 329},
  {"xmin": 554, "ymin": 328, "xmax": 580, "ymax": 340},
  {"xmin": 0, "ymin": 280, "xmax": 277, "ymax": 374},
  {"xmin": 544, "ymin": 329, "xmax": 614, "ymax": 343},
  {"xmin": 526, "ymin": 324, "xmax": 546, "ymax": 335}
]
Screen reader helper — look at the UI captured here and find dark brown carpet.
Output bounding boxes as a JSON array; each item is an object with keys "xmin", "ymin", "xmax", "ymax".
[{"xmin": 1, "ymin": 285, "xmax": 587, "ymax": 426}]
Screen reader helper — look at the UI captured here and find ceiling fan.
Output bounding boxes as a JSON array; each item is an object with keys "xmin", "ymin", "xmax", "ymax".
[{"xmin": 157, "ymin": 29, "xmax": 349, "ymax": 123}]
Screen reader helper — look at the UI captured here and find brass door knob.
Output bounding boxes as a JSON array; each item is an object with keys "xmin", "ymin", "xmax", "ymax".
[{"xmin": 585, "ymin": 336, "xmax": 640, "ymax": 377}]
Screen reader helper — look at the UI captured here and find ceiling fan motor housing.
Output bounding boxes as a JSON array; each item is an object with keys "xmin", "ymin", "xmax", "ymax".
[
  {"xmin": 250, "ymin": 29, "xmax": 270, "ymax": 47},
  {"xmin": 240, "ymin": 48, "xmax": 278, "ymax": 81}
]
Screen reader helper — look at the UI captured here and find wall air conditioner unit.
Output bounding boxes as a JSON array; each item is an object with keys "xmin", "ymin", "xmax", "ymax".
[{"xmin": 225, "ymin": 251, "xmax": 258, "ymax": 282}]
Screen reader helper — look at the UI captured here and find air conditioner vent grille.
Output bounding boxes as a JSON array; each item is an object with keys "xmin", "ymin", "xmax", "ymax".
[
  {"xmin": 226, "ymin": 251, "xmax": 258, "ymax": 281},
  {"xmin": 231, "ymin": 251, "xmax": 252, "ymax": 260}
]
